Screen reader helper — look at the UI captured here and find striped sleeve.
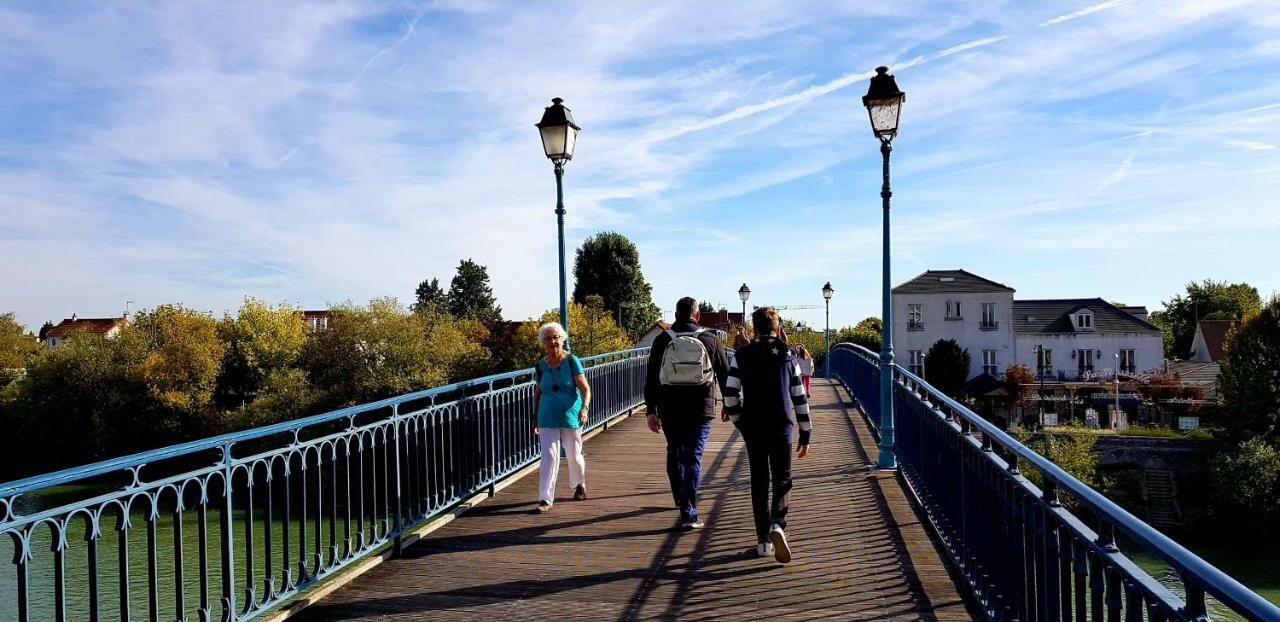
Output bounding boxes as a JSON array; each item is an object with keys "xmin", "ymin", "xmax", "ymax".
[
  {"xmin": 724, "ymin": 356, "xmax": 742, "ymax": 423},
  {"xmin": 790, "ymin": 359, "xmax": 811, "ymax": 445}
]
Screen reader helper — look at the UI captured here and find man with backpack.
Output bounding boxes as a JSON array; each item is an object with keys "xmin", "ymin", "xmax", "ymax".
[{"xmin": 644, "ymin": 297, "xmax": 731, "ymax": 530}]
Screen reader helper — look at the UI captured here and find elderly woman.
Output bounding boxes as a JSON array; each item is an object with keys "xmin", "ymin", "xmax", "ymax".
[{"xmin": 532, "ymin": 322, "xmax": 592, "ymax": 513}]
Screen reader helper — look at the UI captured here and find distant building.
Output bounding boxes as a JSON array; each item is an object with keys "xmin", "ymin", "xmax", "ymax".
[
  {"xmin": 635, "ymin": 322, "xmax": 672, "ymax": 348},
  {"xmin": 891, "ymin": 269, "xmax": 1163, "ymax": 382},
  {"xmin": 693, "ymin": 310, "xmax": 745, "ymax": 334},
  {"xmin": 1189, "ymin": 319, "xmax": 1236, "ymax": 363},
  {"xmin": 302, "ymin": 310, "xmax": 333, "ymax": 332},
  {"xmin": 45, "ymin": 314, "xmax": 130, "ymax": 348}
]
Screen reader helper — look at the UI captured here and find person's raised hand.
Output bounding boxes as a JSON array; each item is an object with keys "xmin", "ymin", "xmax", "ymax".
[
  {"xmin": 646, "ymin": 413, "xmax": 662, "ymax": 433},
  {"xmin": 796, "ymin": 444, "xmax": 809, "ymax": 459}
]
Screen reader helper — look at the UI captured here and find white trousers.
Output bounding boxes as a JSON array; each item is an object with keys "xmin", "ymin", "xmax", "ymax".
[{"xmin": 538, "ymin": 427, "xmax": 586, "ymax": 505}]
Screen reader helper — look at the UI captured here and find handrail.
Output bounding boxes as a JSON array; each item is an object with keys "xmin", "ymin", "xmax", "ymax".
[
  {"xmin": 0, "ymin": 348, "xmax": 650, "ymax": 497},
  {"xmin": 0, "ymin": 347, "xmax": 651, "ymax": 622},
  {"xmin": 829, "ymin": 341, "xmax": 1280, "ymax": 622}
]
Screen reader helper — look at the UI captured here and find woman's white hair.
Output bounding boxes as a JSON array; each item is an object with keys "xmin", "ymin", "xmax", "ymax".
[{"xmin": 537, "ymin": 322, "xmax": 567, "ymax": 343}]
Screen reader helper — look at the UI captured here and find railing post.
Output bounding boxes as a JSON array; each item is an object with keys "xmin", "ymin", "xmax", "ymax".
[
  {"xmin": 391, "ymin": 404, "xmax": 404, "ymax": 557},
  {"xmin": 220, "ymin": 441, "xmax": 237, "ymax": 622}
]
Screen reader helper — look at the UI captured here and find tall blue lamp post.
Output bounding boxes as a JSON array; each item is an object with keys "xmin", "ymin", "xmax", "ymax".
[
  {"xmin": 863, "ymin": 67, "xmax": 905, "ymax": 470},
  {"xmin": 536, "ymin": 97, "xmax": 581, "ymax": 348},
  {"xmin": 822, "ymin": 282, "xmax": 834, "ymax": 377},
  {"xmin": 738, "ymin": 283, "xmax": 751, "ymax": 331}
]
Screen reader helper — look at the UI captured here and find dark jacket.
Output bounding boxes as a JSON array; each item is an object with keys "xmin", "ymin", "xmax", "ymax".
[
  {"xmin": 644, "ymin": 319, "xmax": 731, "ymax": 421},
  {"xmin": 723, "ymin": 336, "xmax": 812, "ymax": 445}
]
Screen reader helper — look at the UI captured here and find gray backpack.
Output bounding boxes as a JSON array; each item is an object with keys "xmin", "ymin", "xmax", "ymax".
[{"xmin": 659, "ymin": 329, "xmax": 715, "ymax": 386}]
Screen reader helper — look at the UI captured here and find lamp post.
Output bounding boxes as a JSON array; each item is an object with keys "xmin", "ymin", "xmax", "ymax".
[
  {"xmin": 864, "ymin": 66, "xmax": 905, "ymax": 470},
  {"xmin": 1034, "ymin": 344, "xmax": 1046, "ymax": 425},
  {"xmin": 536, "ymin": 98, "xmax": 581, "ymax": 348},
  {"xmin": 738, "ymin": 283, "xmax": 751, "ymax": 334},
  {"xmin": 1114, "ymin": 352, "xmax": 1121, "ymax": 427},
  {"xmin": 822, "ymin": 282, "xmax": 834, "ymax": 377}
]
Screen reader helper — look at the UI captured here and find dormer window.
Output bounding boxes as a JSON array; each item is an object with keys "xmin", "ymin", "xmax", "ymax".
[{"xmin": 1073, "ymin": 310, "xmax": 1095, "ymax": 331}]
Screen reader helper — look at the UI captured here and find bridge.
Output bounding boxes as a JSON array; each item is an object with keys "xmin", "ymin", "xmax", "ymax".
[{"xmin": 2, "ymin": 346, "xmax": 1277, "ymax": 621}]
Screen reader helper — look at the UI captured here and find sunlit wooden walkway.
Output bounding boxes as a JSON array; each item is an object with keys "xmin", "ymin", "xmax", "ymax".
[{"xmin": 290, "ymin": 379, "xmax": 974, "ymax": 621}]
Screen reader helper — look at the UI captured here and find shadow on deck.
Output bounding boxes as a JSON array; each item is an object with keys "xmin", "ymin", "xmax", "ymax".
[{"xmin": 290, "ymin": 379, "xmax": 975, "ymax": 621}]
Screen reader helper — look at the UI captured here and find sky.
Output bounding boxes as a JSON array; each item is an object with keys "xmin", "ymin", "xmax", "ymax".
[{"xmin": 2, "ymin": 0, "xmax": 1280, "ymax": 333}]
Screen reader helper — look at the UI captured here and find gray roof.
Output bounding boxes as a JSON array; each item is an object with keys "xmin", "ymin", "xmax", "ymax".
[
  {"xmin": 1013, "ymin": 298, "xmax": 1161, "ymax": 334},
  {"xmin": 892, "ymin": 269, "xmax": 1015, "ymax": 294}
]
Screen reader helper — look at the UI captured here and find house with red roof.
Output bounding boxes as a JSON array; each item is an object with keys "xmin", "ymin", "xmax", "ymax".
[{"xmin": 44, "ymin": 314, "xmax": 130, "ymax": 348}]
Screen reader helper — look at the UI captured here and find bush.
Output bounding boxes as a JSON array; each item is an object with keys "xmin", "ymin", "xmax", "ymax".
[
  {"xmin": 1119, "ymin": 426, "xmax": 1179, "ymax": 438},
  {"xmin": 1209, "ymin": 437, "xmax": 1280, "ymax": 531}
]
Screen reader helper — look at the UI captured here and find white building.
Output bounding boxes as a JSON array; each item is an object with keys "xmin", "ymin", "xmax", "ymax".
[
  {"xmin": 891, "ymin": 270, "xmax": 1016, "ymax": 379},
  {"xmin": 891, "ymin": 270, "xmax": 1163, "ymax": 382}
]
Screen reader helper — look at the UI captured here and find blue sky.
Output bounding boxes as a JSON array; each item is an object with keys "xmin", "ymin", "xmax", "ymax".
[{"xmin": 2, "ymin": 1, "xmax": 1279, "ymax": 332}]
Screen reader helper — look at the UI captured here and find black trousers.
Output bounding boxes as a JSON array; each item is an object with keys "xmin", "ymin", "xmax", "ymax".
[{"xmin": 742, "ymin": 431, "xmax": 793, "ymax": 543}]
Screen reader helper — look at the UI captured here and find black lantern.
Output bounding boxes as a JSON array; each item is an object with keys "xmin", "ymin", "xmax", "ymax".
[
  {"xmin": 738, "ymin": 283, "xmax": 751, "ymax": 302},
  {"xmin": 822, "ymin": 282, "xmax": 834, "ymax": 301},
  {"xmin": 862, "ymin": 67, "xmax": 905, "ymax": 139},
  {"xmin": 535, "ymin": 97, "xmax": 581, "ymax": 164}
]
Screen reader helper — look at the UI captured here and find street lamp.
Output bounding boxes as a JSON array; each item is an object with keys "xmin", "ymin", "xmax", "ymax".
[
  {"xmin": 822, "ymin": 282, "xmax": 834, "ymax": 377},
  {"xmin": 1114, "ymin": 352, "xmax": 1121, "ymax": 427},
  {"xmin": 738, "ymin": 283, "xmax": 751, "ymax": 335},
  {"xmin": 1034, "ymin": 344, "xmax": 1047, "ymax": 425},
  {"xmin": 864, "ymin": 66, "xmax": 905, "ymax": 470},
  {"xmin": 536, "ymin": 97, "xmax": 581, "ymax": 348}
]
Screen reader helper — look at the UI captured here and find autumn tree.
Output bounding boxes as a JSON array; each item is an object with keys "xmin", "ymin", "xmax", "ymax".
[
  {"xmin": 0, "ymin": 313, "xmax": 41, "ymax": 385},
  {"xmin": 217, "ymin": 298, "xmax": 308, "ymax": 406},
  {"xmin": 1218, "ymin": 295, "xmax": 1280, "ymax": 441},
  {"xmin": 1003, "ymin": 364, "xmax": 1035, "ymax": 408}
]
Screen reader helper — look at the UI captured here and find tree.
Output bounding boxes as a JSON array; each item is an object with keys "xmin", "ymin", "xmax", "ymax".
[
  {"xmin": 131, "ymin": 305, "xmax": 226, "ymax": 416},
  {"xmin": 830, "ymin": 317, "xmax": 882, "ymax": 354},
  {"xmin": 572, "ymin": 232, "xmax": 660, "ymax": 337},
  {"xmin": 1003, "ymin": 364, "xmax": 1034, "ymax": 408},
  {"xmin": 217, "ymin": 298, "xmax": 308, "ymax": 406},
  {"xmin": 924, "ymin": 338, "xmax": 971, "ymax": 397},
  {"xmin": 37, "ymin": 321, "xmax": 54, "ymax": 343},
  {"xmin": 1156, "ymin": 279, "xmax": 1262, "ymax": 359},
  {"xmin": 854, "ymin": 317, "xmax": 882, "ymax": 334},
  {"xmin": 1, "ymin": 313, "xmax": 41, "ymax": 384},
  {"xmin": 509, "ymin": 296, "xmax": 633, "ymax": 367},
  {"xmin": 447, "ymin": 259, "xmax": 502, "ymax": 322},
  {"xmin": 698, "ymin": 300, "xmax": 716, "ymax": 314},
  {"xmin": 1210, "ymin": 437, "xmax": 1280, "ymax": 530},
  {"xmin": 413, "ymin": 277, "xmax": 448, "ymax": 314},
  {"xmin": 1218, "ymin": 295, "xmax": 1280, "ymax": 441},
  {"xmin": 301, "ymin": 298, "xmax": 488, "ymax": 407}
]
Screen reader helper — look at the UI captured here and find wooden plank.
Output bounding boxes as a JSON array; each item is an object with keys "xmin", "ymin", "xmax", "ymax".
[{"xmin": 289, "ymin": 379, "xmax": 977, "ymax": 621}]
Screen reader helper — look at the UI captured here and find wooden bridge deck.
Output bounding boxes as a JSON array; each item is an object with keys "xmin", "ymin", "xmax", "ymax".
[{"xmin": 290, "ymin": 379, "xmax": 974, "ymax": 621}]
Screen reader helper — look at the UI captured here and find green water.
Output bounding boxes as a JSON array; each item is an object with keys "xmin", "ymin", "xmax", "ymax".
[{"xmin": 1127, "ymin": 538, "xmax": 1280, "ymax": 621}]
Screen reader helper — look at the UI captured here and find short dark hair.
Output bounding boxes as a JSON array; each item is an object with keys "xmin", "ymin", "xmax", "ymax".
[
  {"xmin": 752, "ymin": 307, "xmax": 779, "ymax": 337},
  {"xmin": 675, "ymin": 297, "xmax": 697, "ymax": 321}
]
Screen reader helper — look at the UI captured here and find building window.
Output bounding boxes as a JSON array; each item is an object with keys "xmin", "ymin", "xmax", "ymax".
[
  {"xmin": 981, "ymin": 303, "xmax": 997, "ymax": 329},
  {"xmin": 1036, "ymin": 348, "xmax": 1053, "ymax": 376},
  {"xmin": 983, "ymin": 350, "xmax": 997, "ymax": 375},
  {"xmin": 946, "ymin": 300, "xmax": 962, "ymax": 320},
  {"xmin": 908, "ymin": 304, "xmax": 923, "ymax": 330},
  {"xmin": 1076, "ymin": 314, "xmax": 1092, "ymax": 329},
  {"xmin": 1119, "ymin": 349, "xmax": 1135, "ymax": 373},
  {"xmin": 1077, "ymin": 349, "xmax": 1094, "ymax": 374},
  {"xmin": 909, "ymin": 350, "xmax": 924, "ymax": 376}
]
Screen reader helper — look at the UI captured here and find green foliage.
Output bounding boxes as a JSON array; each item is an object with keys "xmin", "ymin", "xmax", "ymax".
[
  {"xmin": 0, "ymin": 312, "xmax": 41, "ymax": 384},
  {"xmin": 1158, "ymin": 279, "xmax": 1262, "ymax": 359},
  {"xmin": 854, "ymin": 316, "xmax": 882, "ymax": 334},
  {"xmin": 1185, "ymin": 427, "xmax": 1214, "ymax": 441},
  {"xmin": 225, "ymin": 368, "xmax": 314, "ymax": 430},
  {"xmin": 1218, "ymin": 295, "xmax": 1280, "ymax": 441},
  {"xmin": 413, "ymin": 277, "xmax": 448, "ymax": 314},
  {"xmin": 1016, "ymin": 428, "xmax": 1104, "ymax": 491},
  {"xmin": 130, "ymin": 305, "xmax": 225, "ymax": 414},
  {"xmin": 1118, "ymin": 426, "xmax": 1180, "ymax": 438},
  {"xmin": 572, "ymin": 231, "xmax": 660, "ymax": 337},
  {"xmin": 217, "ymin": 298, "xmax": 307, "ymax": 405},
  {"xmin": 1210, "ymin": 437, "xmax": 1280, "ymax": 530},
  {"xmin": 1146, "ymin": 311, "xmax": 1176, "ymax": 361},
  {"xmin": 301, "ymin": 298, "xmax": 488, "ymax": 407},
  {"xmin": 697, "ymin": 300, "xmax": 716, "ymax": 314},
  {"xmin": 924, "ymin": 338, "xmax": 971, "ymax": 397},
  {"xmin": 446, "ymin": 259, "xmax": 503, "ymax": 322},
  {"xmin": 829, "ymin": 317, "xmax": 882, "ymax": 355}
]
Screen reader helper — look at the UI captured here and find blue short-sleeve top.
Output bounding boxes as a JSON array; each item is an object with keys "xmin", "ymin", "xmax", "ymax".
[{"xmin": 535, "ymin": 354, "xmax": 585, "ymax": 429}]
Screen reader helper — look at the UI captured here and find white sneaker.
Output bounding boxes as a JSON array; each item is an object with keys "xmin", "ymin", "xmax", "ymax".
[
  {"xmin": 756, "ymin": 542, "xmax": 775, "ymax": 557},
  {"xmin": 769, "ymin": 524, "xmax": 792, "ymax": 564}
]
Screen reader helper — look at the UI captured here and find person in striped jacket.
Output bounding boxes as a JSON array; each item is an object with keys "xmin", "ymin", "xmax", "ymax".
[{"xmin": 722, "ymin": 307, "xmax": 812, "ymax": 563}]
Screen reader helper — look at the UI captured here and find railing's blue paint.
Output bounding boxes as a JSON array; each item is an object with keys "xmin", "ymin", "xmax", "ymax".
[
  {"xmin": 0, "ymin": 348, "xmax": 650, "ymax": 622},
  {"xmin": 829, "ymin": 342, "xmax": 1280, "ymax": 622}
]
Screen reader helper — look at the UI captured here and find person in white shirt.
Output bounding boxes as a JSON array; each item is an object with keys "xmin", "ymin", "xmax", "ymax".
[{"xmin": 794, "ymin": 345, "xmax": 815, "ymax": 397}]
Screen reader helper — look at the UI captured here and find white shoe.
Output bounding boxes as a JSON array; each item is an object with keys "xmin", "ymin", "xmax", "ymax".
[
  {"xmin": 769, "ymin": 524, "xmax": 792, "ymax": 564},
  {"xmin": 756, "ymin": 542, "xmax": 775, "ymax": 557}
]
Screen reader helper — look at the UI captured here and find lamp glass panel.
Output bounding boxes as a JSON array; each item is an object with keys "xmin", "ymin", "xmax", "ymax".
[
  {"xmin": 540, "ymin": 125, "xmax": 568, "ymax": 159},
  {"xmin": 563, "ymin": 126, "xmax": 579, "ymax": 159},
  {"xmin": 866, "ymin": 100, "xmax": 901, "ymax": 135}
]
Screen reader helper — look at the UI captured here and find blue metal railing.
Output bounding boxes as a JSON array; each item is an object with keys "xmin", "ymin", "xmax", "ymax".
[
  {"xmin": 0, "ymin": 348, "xmax": 649, "ymax": 622},
  {"xmin": 829, "ymin": 342, "xmax": 1280, "ymax": 622}
]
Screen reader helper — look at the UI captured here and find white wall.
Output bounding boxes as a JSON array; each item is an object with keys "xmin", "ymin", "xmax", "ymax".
[
  {"xmin": 892, "ymin": 290, "xmax": 1016, "ymax": 379},
  {"xmin": 1012, "ymin": 332, "xmax": 1164, "ymax": 380}
]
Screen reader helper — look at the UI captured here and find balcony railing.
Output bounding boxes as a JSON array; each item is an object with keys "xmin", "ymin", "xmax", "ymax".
[
  {"xmin": 828, "ymin": 342, "xmax": 1280, "ymax": 622},
  {"xmin": 907, "ymin": 321, "xmax": 925, "ymax": 331},
  {"xmin": 979, "ymin": 321, "xmax": 999, "ymax": 330},
  {"xmin": 0, "ymin": 349, "xmax": 650, "ymax": 622}
]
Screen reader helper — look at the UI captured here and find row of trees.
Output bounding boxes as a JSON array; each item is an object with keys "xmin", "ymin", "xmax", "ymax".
[{"xmin": 0, "ymin": 232, "xmax": 657, "ymax": 480}]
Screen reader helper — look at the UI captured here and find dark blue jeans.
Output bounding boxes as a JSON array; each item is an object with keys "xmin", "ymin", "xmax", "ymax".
[{"xmin": 662, "ymin": 418, "xmax": 713, "ymax": 522}]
